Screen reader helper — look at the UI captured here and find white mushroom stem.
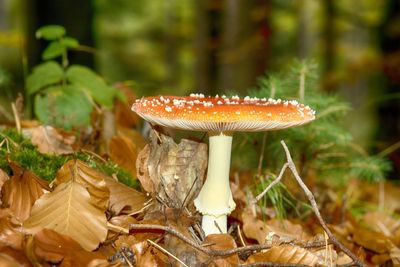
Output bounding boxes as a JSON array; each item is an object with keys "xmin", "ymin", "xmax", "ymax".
[{"xmin": 194, "ymin": 133, "xmax": 236, "ymax": 236}]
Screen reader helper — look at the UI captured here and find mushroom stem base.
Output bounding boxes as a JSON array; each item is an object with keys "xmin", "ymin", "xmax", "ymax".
[{"xmin": 202, "ymin": 215, "xmax": 227, "ymax": 236}]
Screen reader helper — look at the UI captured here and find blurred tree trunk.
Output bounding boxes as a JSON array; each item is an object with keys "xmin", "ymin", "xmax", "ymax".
[
  {"xmin": 377, "ymin": 0, "xmax": 400, "ymax": 179},
  {"xmin": 194, "ymin": 0, "xmax": 222, "ymax": 95},
  {"xmin": 297, "ymin": 0, "xmax": 312, "ymax": 59},
  {"xmin": 25, "ymin": 0, "xmax": 94, "ymax": 69},
  {"xmin": 322, "ymin": 0, "xmax": 336, "ymax": 92}
]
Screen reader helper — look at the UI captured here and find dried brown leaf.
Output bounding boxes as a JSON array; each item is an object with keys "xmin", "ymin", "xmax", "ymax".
[
  {"xmin": 23, "ymin": 180, "xmax": 108, "ymax": 251},
  {"xmin": 0, "ymin": 246, "xmax": 32, "ymax": 267},
  {"xmin": 109, "ymin": 134, "xmax": 141, "ymax": 179},
  {"xmin": 1, "ymin": 161, "xmax": 49, "ymax": 222},
  {"xmin": 136, "ymin": 145, "xmax": 154, "ymax": 193},
  {"xmin": 136, "ymin": 130, "xmax": 207, "ymax": 209},
  {"xmin": 0, "ymin": 169, "xmax": 9, "ymax": 193},
  {"xmin": 352, "ymin": 226, "xmax": 389, "ymax": 253},
  {"xmin": 202, "ymin": 234, "xmax": 239, "ymax": 267},
  {"xmin": 137, "ymin": 248, "xmax": 164, "ymax": 267},
  {"xmin": 362, "ymin": 211, "xmax": 400, "ymax": 236},
  {"xmin": 29, "ymin": 229, "xmax": 107, "ymax": 267},
  {"xmin": 105, "ymin": 176, "xmax": 149, "ymax": 215},
  {"xmin": 0, "ymin": 209, "xmax": 24, "ymax": 249},
  {"xmin": 23, "ymin": 125, "xmax": 75, "ymax": 155},
  {"xmin": 242, "ymin": 210, "xmax": 308, "ymax": 244},
  {"xmin": 246, "ymin": 245, "xmax": 320, "ymax": 266},
  {"xmin": 54, "ymin": 159, "xmax": 110, "ymax": 212}
]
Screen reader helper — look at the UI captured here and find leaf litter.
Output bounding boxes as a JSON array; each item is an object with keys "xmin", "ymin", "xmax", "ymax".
[{"xmin": 0, "ymin": 115, "xmax": 399, "ymax": 266}]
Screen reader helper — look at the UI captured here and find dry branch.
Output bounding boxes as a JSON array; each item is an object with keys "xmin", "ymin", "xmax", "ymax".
[{"xmin": 253, "ymin": 140, "xmax": 366, "ymax": 267}]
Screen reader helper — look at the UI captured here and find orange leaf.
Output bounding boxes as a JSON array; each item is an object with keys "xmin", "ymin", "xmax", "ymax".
[
  {"xmin": 246, "ymin": 245, "xmax": 320, "ymax": 266},
  {"xmin": 109, "ymin": 134, "xmax": 141, "ymax": 179},
  {"xmin": 105, "ymin": 176, "xmax": 149, "ymax": 215},
  {"xmin": 1, "ymin": 161, "xmax": 49, "ymax": 222},
  {"xmin": 202, "ymin": 234, "xmax": 239, "ymax": 266},
  {"xmin": 54, "ymin": 159, "xmax": 110, "ymax": 212},
  {"xmin": 23, "ymin": 180, "xmax": 108, "ymax": 251},
  {"xmin": 29, "ymin": 229, "xmax": 107, "ymax": 267}
]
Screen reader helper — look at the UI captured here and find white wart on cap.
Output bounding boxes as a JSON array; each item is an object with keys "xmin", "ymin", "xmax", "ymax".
[{"xmin": 131, "ymin": 94, "xmax": 315, "ymax": 133}]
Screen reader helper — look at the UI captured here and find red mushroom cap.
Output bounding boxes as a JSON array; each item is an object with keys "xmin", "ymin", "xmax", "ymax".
[{"xmin": 131, "ymin": 94, "xmax": 315, "ymax": 132}]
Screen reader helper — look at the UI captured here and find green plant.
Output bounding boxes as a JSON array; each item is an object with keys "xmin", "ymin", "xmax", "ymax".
[
  {"xmin": 233, "ymin": 59, "xmax": 391, "ymax": 184},
  {"xmin": 27, "ymin": 25, "xmax": 124, "ymax": 130},
  {"xmin": 0, "ymin": 128, "xmax": 139, "ymax": 188}
]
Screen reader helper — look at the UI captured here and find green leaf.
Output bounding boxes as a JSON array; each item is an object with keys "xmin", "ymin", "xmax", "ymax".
[
  {"xmin": 66, "ymin": 65, "xmax": 116, "ymax": 107},
  {"xmin": 61, "ymin": 37, "xmax": 79, "ymax": 48},
  {"xmin": 34, "ymin": 85, "xmax": 93, "ymax": 130},
  {"xmin": 42, "ymin": 42, "xmax": 66, "ymax": 60},
  {"xmin": 27, "ymin": 61, "xmax": 64, "ymax": 95},
  {"xmin": 36, "ymin": 25, "xmax": 66, "ymax": 40}
]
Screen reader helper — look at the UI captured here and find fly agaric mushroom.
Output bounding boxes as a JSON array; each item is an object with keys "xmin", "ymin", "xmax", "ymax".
[{"xmin": 132, "ymin": 94, "xmax": 315, "ymax": 236}]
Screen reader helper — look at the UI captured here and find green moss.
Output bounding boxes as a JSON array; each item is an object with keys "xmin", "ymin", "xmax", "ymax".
[{"xmin": 0, "ymin": 128, "xmax": 139, "ymax": 189}]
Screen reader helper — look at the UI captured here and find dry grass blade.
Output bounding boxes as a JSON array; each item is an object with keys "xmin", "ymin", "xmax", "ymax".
[
  {"xmin": 246, "ymin": 245, "xmax": 320, "ymax": 266},
  {"xmin": 23, "ymin": 180, "xmax": 108, "ymax": 251},
  {"xmin": 54, "ymin": 159, "xmax": 110, "ymax": 212}
]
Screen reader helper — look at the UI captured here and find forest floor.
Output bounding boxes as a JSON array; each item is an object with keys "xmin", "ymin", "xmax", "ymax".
[{"xmin": 0, "ymin": 101, "xmax": 399, "ymax": 267}]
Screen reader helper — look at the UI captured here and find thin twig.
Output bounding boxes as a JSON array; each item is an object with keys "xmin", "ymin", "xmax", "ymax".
[
  {"xmin": 129, "ymin": 224, "xmax": 327, "ymax": 257},
  {"xmin": 252, "ymin": 163, "xmax": 289, "ymax": 204},
  {"xmin": 147, "ymin": 239, "xmax": 189, "ymax": 267},
  {"xmin": 279, "ymin": 141, "xmax": 366, "ymax": 267}
]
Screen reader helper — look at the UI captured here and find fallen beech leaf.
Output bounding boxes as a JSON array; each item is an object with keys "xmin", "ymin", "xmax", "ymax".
[
  {"xmin": 0, "ymin": 246, "xmax": 32, "ymax": 267},
  {"xmin": 23, "ymin": 125, "xmax": 75, "ymax": 155},
  {"xmin": 105, "ymin": 176, "xmax": 149, "ymax": 215},
  {"xmin": 109, "ymin": 135, "xmax": 141, "ymax": 179},
  {"xmin": 23, "ymin": 180, "xmax": 108, "ymax": 251},
  {"xmin": 136, "ymin": 130, "xmax": 207, "ymax": 209},
  {"xmin": 246, "ymin": 245, "xmax": 320, "ymax": 266},
  {"xmin": 1, "ymin": 161, "xmax": 49, "ymax": 222},
  {"xmin": 241, "ymin": 210, "xmax": 308, "ymax": 244},
  {"xmin": 54, "ymin": 159, "xmax": 110, "ymax": 212},
  {"xmin": 202, "ymin": 234, "xmax": 239, "ymax": 266},
  {"xmin": 29, "ymin": 229, "xmax": 107, "ymax": 267}
]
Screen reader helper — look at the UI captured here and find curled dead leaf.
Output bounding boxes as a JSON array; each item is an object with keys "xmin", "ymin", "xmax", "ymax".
[
  {"xmin": 136, "ymin": 130, "xmax": 207, "ymax": 209},
  {"xmin": 54, "ymin": 159, "xmax": 110, "ymax": 212},
  {"xmin": 23, "ymin": 180, "xmax": 108, "ymax": 251},
  {"xmin": 1, "ymin": 161, "xmax": 49, "ymax": 222}
]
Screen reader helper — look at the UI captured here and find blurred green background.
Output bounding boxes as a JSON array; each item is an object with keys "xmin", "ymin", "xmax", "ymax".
[{"xmin": 0, "ymin": 0, "xmax": 399, "ymax": 176}]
